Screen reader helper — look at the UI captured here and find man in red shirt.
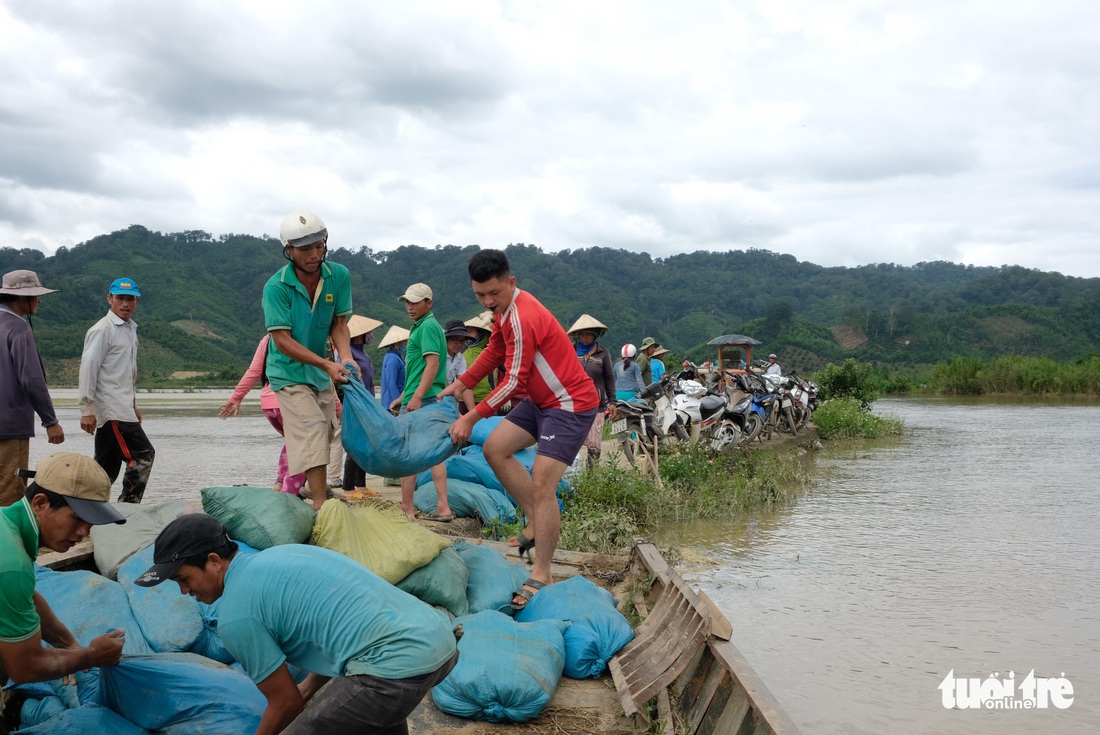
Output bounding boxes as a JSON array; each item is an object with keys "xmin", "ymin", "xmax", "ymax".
[{"xmin": 443, "ymin": 250, "xmax": 598, "ymax": 611}]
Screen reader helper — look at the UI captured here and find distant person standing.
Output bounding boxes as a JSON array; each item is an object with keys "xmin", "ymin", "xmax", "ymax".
[
  {"xmin": 462, "ymin": 311, "xmax": 496, "ymax": 405},
  {"xmin": 78, "ymin": 277, "xmax": 154, "ymax": 504},
  {"xmin": 614, "ymin": 344, "xmax": 646, "ymax": 401},
  {"xmin": 567, "ymin": 314, "xmax": 616, "ymax": 468},
  {"xmin": 338, "ymin": 315, "xmax": 382, "ymax": 496},
  {"xmin": 377, "ymin": 325, "xmax": 408, "ymax": 488},
  {"xmin": 765, "ymin": 353, "xmax": 782, "ymax": 375},
  {"xmin": 444, "ymin": 320, "xmax": 477, "ymax": 415},
  {"xmin": 262, "ymin": 210, "xmax": 356, "ymax": 511},
  {"xmin": 0, "ymin": 270, "xmax": 65, "ymax": 506},
  {"xmin": 650, "ymin": 346, "xmax": 668, "ymax": 383},
  {"xmin": 396, "ymin": 283, "xmax": 452, "ymax": 522},
  {"xmin": 636, "ymin": 337, "xmax": 661, "ymax": 385}
]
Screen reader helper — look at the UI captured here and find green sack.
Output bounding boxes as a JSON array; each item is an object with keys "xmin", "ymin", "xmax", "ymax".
[
  {"xmin": 310, "ymin": 499, "xmax": 451, "ymax": 584},
  {"xmin": 396, "ymin": 546, "xmax": 469, "ymax": 617},
  {"xmin": 200, "ymin": 487, "xmax": 316, "ymax": 550}
]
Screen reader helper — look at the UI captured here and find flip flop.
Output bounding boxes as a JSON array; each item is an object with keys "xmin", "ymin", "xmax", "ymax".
[
  {"xmin": 508, "ymin": 532, "xmax": 536, "ymax": 563},
  {"xmin": 510, "ymin": 578, "xmax": 547, "ymax": 611},
  {"xmin": 421, "ymin": 512, "xmax": 454, "ymax": 522}
]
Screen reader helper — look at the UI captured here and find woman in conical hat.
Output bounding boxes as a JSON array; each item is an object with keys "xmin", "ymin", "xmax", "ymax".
[
  {"xmin": 567, "ymin": 314, "xmax": 615, "ymax": 469},
  {"xmin": 340, "ymin": 315, "xmax": 383, "ymax": 496},
  {"xmin": 378, "ymin": 326, "xmax": 410, "ymax": 414}
]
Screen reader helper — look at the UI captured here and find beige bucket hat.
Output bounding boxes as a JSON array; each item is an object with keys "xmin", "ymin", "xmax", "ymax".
[
  {"xmin": 567, "ymin": 313, "xmax": 608, "ymax": 337},
  {"xmin": 347, "ymin": 314, "xmax": 383, "ymax": 338},
  {"xmin": 378, "ymin": 325, "xmax": 411, "ymax": 349},
  {"xmin": 464, "ymin": 310, "xmax": 494, "ymax": 333},
  {"xmin": 1, "ymin": 270, "xmax": 58, "ymax": 297}
]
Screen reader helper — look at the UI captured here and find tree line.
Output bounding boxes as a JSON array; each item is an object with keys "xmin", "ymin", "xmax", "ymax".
[{"xmin": 3, "ymin": 225, "xmax": 1100, "ymax": 386}]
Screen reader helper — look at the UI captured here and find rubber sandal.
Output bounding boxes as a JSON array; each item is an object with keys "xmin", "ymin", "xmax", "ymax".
[
  {"xmin": 422, "ymin": 512, "xmax": 454, "ymax": 522},
  {"xmin": 510, "ymin": 578, "xmax": 547, "ymax": 611},
  {"xmin": 509, "ymin": 532, "xmax": 536, "ymax": 564}
]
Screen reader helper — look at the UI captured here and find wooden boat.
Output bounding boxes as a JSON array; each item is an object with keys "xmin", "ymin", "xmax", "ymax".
[{"xmin": 38, "ymin": 535, "xmax": 799, "ymax": 735}]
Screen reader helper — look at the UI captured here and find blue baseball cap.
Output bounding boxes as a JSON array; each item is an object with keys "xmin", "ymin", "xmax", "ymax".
[{"xmin": 109, "ymin": 278, "xmax": 141, "ymax": 297}]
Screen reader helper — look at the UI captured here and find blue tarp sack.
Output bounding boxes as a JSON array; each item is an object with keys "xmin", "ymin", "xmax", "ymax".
[
  {"xmin": 416, "ymin": 444, "xmax": 530, "ymax": 503},
  {"xmin": 396, "ymin": 546, "xmax": 470, "ymax": 617},
  {"xmin": 201, "ymin": 488, "xmax": 315, "ymax": 550},
  {"xmin": 431, "ymin": 610, "xmax": 568, "ymax": 723},
  {"xmin": 514, "ymin": 575, "xmax": 635, "ymax": 679},
  {"xmin": 414, "ymin": 478, "xmax": 516, "ymax": 523},
  {"xmin": 116, "ymin": 545, "xmax": 203, "ymax": 653},
  {"xmin": 95, "ymin": 653, "xmax": 266, "ymax": 733},
  {"xmin": 15, "ymin": 704, "xmax": 151, "ymax": 735},
  {"xmin": 341, "ymin": 378, "xmax": 461, "ymax": 477},
  {"xmin": 452, "ymin": 541, "xmax": 531, "ymax": 615},
  {"xmin": 32, "ymin": 566, "xmax": 153, "ymax": 655}
]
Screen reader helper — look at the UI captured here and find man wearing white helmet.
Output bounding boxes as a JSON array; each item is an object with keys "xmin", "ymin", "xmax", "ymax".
[
  {"xmin": 765, "ymin": 353, "xmax": 782, "ymax": 375},
  {"xmin": 262, "ymin": 211, "xmax": 356, "ymax": 511}
]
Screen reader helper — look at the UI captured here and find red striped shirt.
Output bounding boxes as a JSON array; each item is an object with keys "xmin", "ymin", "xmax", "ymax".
[{"xmin": 461, "ymin": 289, "xmax": 599, "ymax": 418}]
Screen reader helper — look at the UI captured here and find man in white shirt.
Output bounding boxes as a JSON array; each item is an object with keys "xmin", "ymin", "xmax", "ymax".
[
  {"xmin": 78, "ymin": 278, "xmax": 155, "ymax": 503},
  {"xmin": 765, "ymin": 353, "xmax": 783, "ymax": 376}
]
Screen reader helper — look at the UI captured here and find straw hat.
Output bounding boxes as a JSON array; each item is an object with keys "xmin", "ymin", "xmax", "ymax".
[
  {"xmin": 347, "ymin": 315, "xmax": 383, "ymax": 338},
  {"xmin": 652, "ymin": 346, "xmax": 669, "ymax": 357},
  {"xmin": 566, "ymin": 313, "xmax": 608, "ymax": 337},
  {"xmin": 378, "ymin": 325, "xmax": 410, "ymax": 349},
  {"xmin": 464, "ymin": 310, "xmax": 494, "ymax": 333}
]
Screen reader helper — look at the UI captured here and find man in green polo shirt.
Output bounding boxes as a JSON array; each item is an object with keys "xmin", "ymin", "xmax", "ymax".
[
  {"xmin": 395, "ymin": 283, "xmax": 452, "ymax": 522},
  {"xmin": 0, "ymin": 453, "xmax": 126, "ymax": 715},
  {"xmin": 262, "ymin": 210, "xmax": 356, "ymax": 511}
]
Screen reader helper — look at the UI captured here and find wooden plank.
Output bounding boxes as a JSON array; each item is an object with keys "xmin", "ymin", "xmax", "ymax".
[
  {"xmin": 709, "ymin": 640, "xmax": 802, "ymax": 735},
  {"xmin": 696, "ymin": 590, "xmax": 733, "ymax": 641},
  {"xmin": 37, "ymin": 539, "xmax": 93, "ymax": 570}
]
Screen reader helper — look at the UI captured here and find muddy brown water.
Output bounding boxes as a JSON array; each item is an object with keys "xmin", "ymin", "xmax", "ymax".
[
  {"xmin": 661, "ymin": 397, "xmax": 1100, "ymax": 735},
  {"xmin": 29, "ymin": 391, "xmax": 1100, "ymax": 734}
]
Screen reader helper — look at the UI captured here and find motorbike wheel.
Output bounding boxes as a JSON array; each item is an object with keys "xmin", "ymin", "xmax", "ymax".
[
  {"xmin": 781, "ymin": 407, "xmax": 798, "ymax": 435},
  {"xmin": 710, "ymin": 421, "xmax": 740, "ymax": 451},
  {"xmin": 672, "ymin": 422, "xmax": 690, "ymax": 444},
  {"xmin": 740, "ymin": 414, "xmax": 763, "ymax": 445},
  {"xmin": 621, "ymin": 420, "xmax": 656, "ymax": 474}
]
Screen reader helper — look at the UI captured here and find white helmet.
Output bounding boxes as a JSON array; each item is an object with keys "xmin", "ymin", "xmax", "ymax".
[
  {"xmin": 279, "ymin": 210, "xmax": 328, "ymax": 249},
  {"xmin": 621, "ymin": 344, "xmax": 637, "ymax": 359}
]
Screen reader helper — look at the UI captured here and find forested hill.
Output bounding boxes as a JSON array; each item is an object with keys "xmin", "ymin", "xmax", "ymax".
[{"xmin": 3, "ymin": 225, "xmax": 1100, "ymax": 385}]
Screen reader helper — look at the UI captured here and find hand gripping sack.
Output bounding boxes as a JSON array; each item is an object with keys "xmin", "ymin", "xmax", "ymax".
[
  {"xmin": 514, "ymin": 574, "xmax": 635, "ymax": 678},
  {"xmin": 431, "ymin": 610, "xmax": 568, "ymax": 723},
  {"xmin": 341, "ymin": 378, "xmax": 461, "ymax": 477}
]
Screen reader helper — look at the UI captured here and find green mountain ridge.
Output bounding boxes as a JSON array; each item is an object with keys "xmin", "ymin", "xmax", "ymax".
[{"xmin": 4, "ymin": 225, "xmax": 1100, "ymax": 385}]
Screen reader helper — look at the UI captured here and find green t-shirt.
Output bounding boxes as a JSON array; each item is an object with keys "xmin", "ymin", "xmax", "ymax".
[
  {"xmin": 462, "ymin": 339, "xmax": 494, "ymax": 403},
  {"xmin": 0, "ymin": 499, "xmax": 42, "ymax": 644},
  {"xmin": 636, "ymin": 353, "xmax": 652, "ymax": 385},
  {"xmin": 402, "ymin": 312, "xmax": 447, "ymax": 403},
  {"xmin": 262, "ymin": 261, "xmax": 353, "ymax": 392}
]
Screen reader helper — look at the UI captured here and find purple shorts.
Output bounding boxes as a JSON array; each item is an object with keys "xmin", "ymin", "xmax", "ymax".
[{"xmin": 503, "ymin": 398, "xmax": 598, "ymax": 465}]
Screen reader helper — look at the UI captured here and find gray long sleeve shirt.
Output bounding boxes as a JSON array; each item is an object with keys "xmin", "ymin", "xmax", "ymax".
[
  {"xmin": 78, "ymin": 311, "xmax": 139, "ymax": 423},
  {"xmin": 0, "ymin": 305, "xmax": 58, "ymax": 438}
]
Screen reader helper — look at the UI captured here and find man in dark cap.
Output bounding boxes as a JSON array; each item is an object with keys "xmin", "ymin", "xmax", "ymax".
[
  {"xmin": 0, "ymin": 453, "xmax": 126, "ymax": 702},
  {"xmin": 0, "ymin": 270, "xmax": 65, "ymax": 506},
  {"xmin": 135, "ymin": 513, "xmax": 457, "ymax": 735}
]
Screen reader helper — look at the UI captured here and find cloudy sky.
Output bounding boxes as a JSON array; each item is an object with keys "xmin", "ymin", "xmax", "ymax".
[{"xmin": 1, "ymin": 1, "xmax": 1097, "ymax": 276}]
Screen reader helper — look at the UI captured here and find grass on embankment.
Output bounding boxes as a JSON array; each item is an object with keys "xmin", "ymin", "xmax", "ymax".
[
  {"xmin": 550, "ymin": 444, "xmax": 813, "ymax": 555},
  {"xmin": 812, "ymin": 398, "xmax": 905, "ymax": 439}
]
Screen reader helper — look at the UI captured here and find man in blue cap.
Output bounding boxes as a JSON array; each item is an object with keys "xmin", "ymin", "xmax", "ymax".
[{"xmin": 78, "ymin": 277, "xmax": 155, "ymax": 503}]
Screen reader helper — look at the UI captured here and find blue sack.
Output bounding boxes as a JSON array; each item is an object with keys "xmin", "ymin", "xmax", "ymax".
[
  {"xmin": 15, "ymin": 704, "xmax": 151, "ymax": 735},
  {"xmin": 33, "ymin": 566, "xmax": 152, "ymax": 655},
  {"xmin": 94, "ymin": 653, "xmax": 266, "ymax": 733},
  {"xmin": 431, "ymin": 610, "xmax": 568, "ymax": 723},
  {"xmin": 396, "ymin": 546, "xmax": 470, "ymax": 617},
  {"xmin": 452, "ymin": 541, "xmax": 531, "ymax": 615},
  {"xmin": 514, "ymin": 575, "xmax": 635, "ymax": 679},
  {"xmin": 116, "ymin": 545, "xmax": 203, "ymax": 653},
  {"xmin": 341, "ymin": 378, "xmax": 461, "ymax": 477},
  {"xmin": 416, "ymin": 445, "xmax": 529, "ymax": 504},
  {"xmin": 414, "ymin": 478, "xmax": 516, "ymax": 523}
]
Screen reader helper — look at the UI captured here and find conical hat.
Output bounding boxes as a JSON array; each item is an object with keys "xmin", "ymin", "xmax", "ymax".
[
  {"xmin": 464, "ymin": 310, "xmax": 494, "ymax": 333},
  {"xmin": 347, "ymin": 314, "xmax": 383, "ymax": 338},
  {"xmin": 378, "ymin": 325, "xmax": 410, "ymax": 349},
  {"xmin": 567, "ymin": 313, "xmax": 608, "ymax": 336}
]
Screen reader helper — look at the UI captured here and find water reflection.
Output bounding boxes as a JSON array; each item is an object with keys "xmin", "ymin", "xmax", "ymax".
[{"xmin": 670, "ymin": 397, "xmax": 1100, "ymax": 734}]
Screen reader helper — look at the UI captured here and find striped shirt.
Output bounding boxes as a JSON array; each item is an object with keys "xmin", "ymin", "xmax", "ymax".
[{"xmin": 461, "ymin": 289, "xmax": 599, "ymax": 419}]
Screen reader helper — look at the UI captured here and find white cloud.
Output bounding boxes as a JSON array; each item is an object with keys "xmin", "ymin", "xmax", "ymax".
[{"xmin": 0, "ymin": 0, "xmax": 1098, "ymax": 276}]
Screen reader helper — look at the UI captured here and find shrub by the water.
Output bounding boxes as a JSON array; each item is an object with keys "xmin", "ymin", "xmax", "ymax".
[
  {"xmin": 816, "ymin": 359, "xmax": 880, "ymax": 410},
  {"xmin": 813, "ymin": 398, "xmax": 904, "ymax": 439}
]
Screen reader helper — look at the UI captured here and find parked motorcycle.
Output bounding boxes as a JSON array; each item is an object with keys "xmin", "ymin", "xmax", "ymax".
[{"xmin": 670, "ymin": 378, "xmax": 741, "ymax": 450}]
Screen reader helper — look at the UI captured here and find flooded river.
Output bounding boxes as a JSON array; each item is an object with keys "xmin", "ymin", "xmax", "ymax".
[
  {"xmin": 27, "ymin": 392, "xmax": 1100, "ymax": 733},
  {"xmin": 668, "ymin": 397, "xmax": 1100, "ymax": 734}
]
